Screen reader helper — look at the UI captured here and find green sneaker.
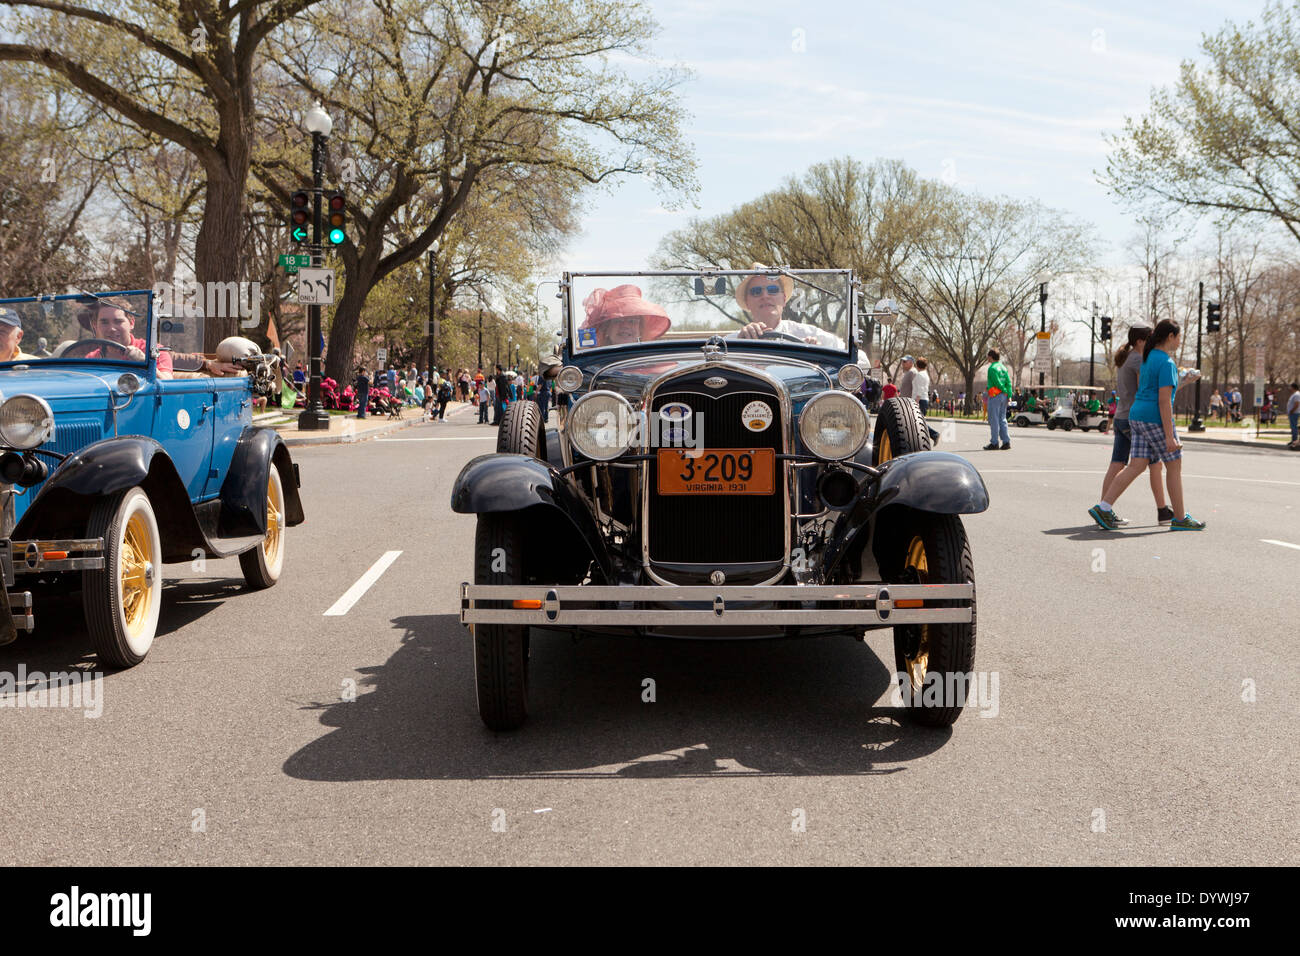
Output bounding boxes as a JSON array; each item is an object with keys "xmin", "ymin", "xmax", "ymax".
[
  {"xmin": 1169, "ymin": 514, "xmax": 1206, "ymax": 531},
  {"xmin": 1088, "ymin": 505, "xmax": 1119, "ymax": 531}
]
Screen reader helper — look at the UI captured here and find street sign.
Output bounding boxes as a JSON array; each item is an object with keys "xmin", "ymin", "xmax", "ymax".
[
  {"xmin": 1254, "ymin": 376, "xmax": 1265, "ymax": 407},
  {"xmin": 376, "ymin": 347, "xmax": 388, "ymax": 365},
  {"xmin": 1033, "ymin": 335, "xmax": 1052, "ymax": 373},
  {"xmin": 1255, "ymin": 345, "xmax": 1265, "ymax": 379},
  {"xmin": 297, "ymin": 268, "xmax": 335, "ymax": 305},
  {"xmin": 279, "ymin": 253, "xmax": 311, "ymax": 274}
]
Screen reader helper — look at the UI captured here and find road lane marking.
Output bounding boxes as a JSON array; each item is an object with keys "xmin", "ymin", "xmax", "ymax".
[
  {"xmin": 979, "ymin": 469, "xmax": 1300, "ymax": 487},
  {"xmin": 324, "ymin": 551, "xmax": 402, "ymax": 616},
  {"xmin": 1262, "ymin": 539, "xmax": 1300, "ymax": 551},
  {"xmin": 376, "ymin": 436, "xmax": 498, "ymax": 442}
]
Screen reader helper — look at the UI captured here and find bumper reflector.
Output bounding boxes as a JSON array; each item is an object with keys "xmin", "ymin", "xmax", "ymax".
[
  {"xmin": 895, "ymin": 599, "xmax": 923, "ymax": 609},
  {"xmin": 42, "ymin": 551, "xmax": 68, "ymax": 561},
  {"xmin": 513, "ymin": 599, "xmax": 544, "ymax": 609}
]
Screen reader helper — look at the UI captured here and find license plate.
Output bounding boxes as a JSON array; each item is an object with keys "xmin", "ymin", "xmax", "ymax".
[{"xmin": 656, "ymin": 448, "xmax": 775, "ymax": 495}]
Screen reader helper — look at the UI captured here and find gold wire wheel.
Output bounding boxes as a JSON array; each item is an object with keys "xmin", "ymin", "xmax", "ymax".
[
  {"xmin": 120, "ymin": 511, "xmax": 155, "ymax": 638},
  {"xmin": 263, "ymin": 473, "xmax": 284, "ymax": 563},
  {"xmin": 902, "ymin": 535, "xmax": 931, "ymax": 691},
  {"xmin": 877, "ymin": 430, "xmax": 893, "ymax": 464}
]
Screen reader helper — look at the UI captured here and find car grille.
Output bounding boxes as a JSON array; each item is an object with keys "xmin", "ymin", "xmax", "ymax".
[
  {"xmin": 24, "ymin": 420, "xmax": 102, "ymax": 501},
  {"xmin": 647, "ymin": 387, "xmax": 784, "ymax": 566}
]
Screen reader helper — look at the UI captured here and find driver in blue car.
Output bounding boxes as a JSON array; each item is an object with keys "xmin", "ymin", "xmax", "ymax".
[
  {"xmin": 79, "ymin": 298, "xmax": 237, "ymax": 378},
  {"xmin": 0, "ymin": 308, "xmax": 36, "ymax": 362},
  {"xmin": 733, "ymin": 263, "xmax": 844, "ymax": 348}
]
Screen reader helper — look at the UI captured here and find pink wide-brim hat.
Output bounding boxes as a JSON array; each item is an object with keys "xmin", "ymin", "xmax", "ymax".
[{"xmin": 580, "ymin": 284, "xmax": 671, "ymax": 339}]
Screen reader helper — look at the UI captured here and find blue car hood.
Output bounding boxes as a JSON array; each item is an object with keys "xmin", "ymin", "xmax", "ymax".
[{"xmin": 0, "ymin": 367, "xmax": 126, "ymax": 413}]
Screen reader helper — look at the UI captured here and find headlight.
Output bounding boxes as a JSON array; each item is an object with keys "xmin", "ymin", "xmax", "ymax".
[
  {"xmin": 556, "ymin": 366, "xmax": 584, "ymax": 393},
  {"xmin": 837, "ymin": 363, "xmax": 865, "ymax": 391},
  {"xmin": 799, "ymin": 390, "xmax": 868, "ymax": 460},
  {"xmin": 567, "ymin": 390, "xmax": 635, "ymax": 461},
  {"xmin": 0, "ymin": 394, "xmax": 54, "ymax": 450}
]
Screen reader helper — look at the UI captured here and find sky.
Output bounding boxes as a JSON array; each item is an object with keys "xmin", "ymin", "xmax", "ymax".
[{"xmin": 557, "ymin": 0, "xmax": 1276, "ymax": 283}]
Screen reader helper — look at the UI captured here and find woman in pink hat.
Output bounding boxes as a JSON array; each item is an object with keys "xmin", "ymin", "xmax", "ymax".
[{"xmin": 580, "ymin": 285, "xmax": 671, "ymax": 347}]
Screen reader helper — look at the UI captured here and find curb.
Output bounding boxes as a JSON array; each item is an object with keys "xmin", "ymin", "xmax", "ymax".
[
  {"xmin": 942, "ymin": 417, "xmax": 1297, "ymax": 453},
  {"xmin": 276, "ymin": 402, "xmax": 476, "ymax": 447}
]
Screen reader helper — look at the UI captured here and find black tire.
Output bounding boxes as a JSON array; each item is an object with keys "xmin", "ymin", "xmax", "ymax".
[
  {"xmin": 473, "ymin": 513, "xmax": 529, "ymax": 731},
  {"xmin": 875, "ymin": 509, "xmax": 976, "ymax": 727},
  {"xmin": 496, "ymin": 400, "xmax": 546, "ymax": 459},
  {"xmin": 1014, "ymin": 416, "xmax": 1029, "ymax": 428},
  {"xmin": 238, "ymin": 464, "xmax": 286, "ymax": 589},
  {"xmin": 871, "ymin": 397, "xmax": 931, "ymax": 466},
  {"xmin": 1060, "ymin": 419, "xmax": 1073, "ymax": 431},
  {"xmin": 1046, "ymin": 419, "xmax": 1057, "ymax": 430},
  {"xmin": 1099, "ymin": 419, "xmax": 1109, "ymax": 434},
  {"xmin": 83, "ymin": 486, "xmax": 163, "ymax": 668}
]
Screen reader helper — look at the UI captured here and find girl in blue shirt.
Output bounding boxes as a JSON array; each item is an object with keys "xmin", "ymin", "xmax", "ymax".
[{"xmin": 1089, "ymin": 320, "xmax": 1205, "ymax": 531}]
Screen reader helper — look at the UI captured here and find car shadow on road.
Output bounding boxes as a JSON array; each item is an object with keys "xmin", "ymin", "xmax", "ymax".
[
  {"xmin": 0, "ymin": 578, "xmax": 232, "ymax": 674},
  {"xmin": 283, "ymin": 614, "xmax": 954, "ymax": 781}
]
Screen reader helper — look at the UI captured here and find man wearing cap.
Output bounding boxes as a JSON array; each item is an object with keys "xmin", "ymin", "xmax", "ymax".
[
  {"xmin": 579, "ymin": 285, "xmax": 671, "ymax": 347},
  {"xmin": 732, "ymin": 265, "xmax": 843, "ymax": 348},
  {"xmin": 897, "ymin": 355, "xmax": 916, "ymax": 399},
  {"xmin": 0, "ymin": 308, "xmax": 35, "ymax": 363}
]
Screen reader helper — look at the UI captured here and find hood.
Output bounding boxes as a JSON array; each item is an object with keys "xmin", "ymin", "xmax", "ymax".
[
  {"xmin": 590, "ymin": 351, "xmax": 833, "ymax": 403},
  {"xmin": 0, "ymin": 366, "xmax": 129, "ymax": 413}
]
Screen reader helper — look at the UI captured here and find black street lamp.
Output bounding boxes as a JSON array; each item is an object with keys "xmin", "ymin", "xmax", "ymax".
[
  {"xmin": 426, "ymin": 239, "xmax": 439, "ymax": 374},
  {"xmin": 298, "ymin": 104, "xmax": 332, "ymax": 431},
  {"xmin": 1038, "ymin": 282, "xmax": 1048, "ymax": 388}
]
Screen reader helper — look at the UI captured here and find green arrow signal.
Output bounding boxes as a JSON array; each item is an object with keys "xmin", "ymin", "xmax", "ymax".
[{"xmin": 291, "ymin": 225, "xmax": 309, "ymax": 242}]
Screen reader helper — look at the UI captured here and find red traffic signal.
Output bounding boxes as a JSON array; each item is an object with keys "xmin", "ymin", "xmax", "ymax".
[{"xmin": 288, "ymin": 190, "xmax": 311, "ymax": 243}]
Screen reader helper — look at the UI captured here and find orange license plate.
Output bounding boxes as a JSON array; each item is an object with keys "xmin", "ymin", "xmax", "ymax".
[{"xmin": 657, "ymin": 448, "xmax": 775, "ymax": 495}]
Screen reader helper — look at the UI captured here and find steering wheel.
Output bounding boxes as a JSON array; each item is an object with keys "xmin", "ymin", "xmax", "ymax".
[
  {"xmin": 60, "ymin": 338, "xmax": 143, "ymax": 360},
  {"xmin": 759, "ymin": 329, "xmax": 806, "ymax": 343}
]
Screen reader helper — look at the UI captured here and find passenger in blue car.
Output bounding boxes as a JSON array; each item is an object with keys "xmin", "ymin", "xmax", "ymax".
[{"xmin": 0, "ymin": 308, "xmax": 35, "ymax": 362}]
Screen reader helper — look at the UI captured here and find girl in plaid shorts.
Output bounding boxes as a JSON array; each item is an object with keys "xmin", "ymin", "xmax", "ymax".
[{"xmin": 1089, "ymin": 320, "xmax": 1206, "ymax": 531}]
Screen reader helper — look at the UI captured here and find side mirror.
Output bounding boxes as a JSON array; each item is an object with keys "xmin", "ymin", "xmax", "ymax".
[
  {"xmin": 694, "ymin": 276, "xmax": 727, "ymax": 296},
  {"xmin": 873, "ymin": 298, "xmax": 901, "ymax": 326}
]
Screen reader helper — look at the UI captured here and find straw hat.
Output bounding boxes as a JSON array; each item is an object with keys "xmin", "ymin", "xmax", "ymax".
[{"xmin": 734, "ymin": 263, "xmax": 793, "ymax": 312}]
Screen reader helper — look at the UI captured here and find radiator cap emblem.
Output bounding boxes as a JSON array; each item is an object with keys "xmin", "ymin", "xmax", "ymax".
[
  {"xmin": 710, "ymin": 570, "xmax": 725, "ymax": 585},
  {"xmin": 704, "ymin": 376, "xmax": 727, "ymax": 389},
  {"xmin": 741, "ymin": 400, "xmax": 772, "ymax": 432}
]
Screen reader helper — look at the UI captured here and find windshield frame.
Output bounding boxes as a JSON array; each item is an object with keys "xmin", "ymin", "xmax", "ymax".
[
  {"xmin": 0, "ymin": 289, "xmax": 155, "ymax": 372},
  {"xmin": 563, "ymin": 269, "xmax": 857, "ymax": 357}
]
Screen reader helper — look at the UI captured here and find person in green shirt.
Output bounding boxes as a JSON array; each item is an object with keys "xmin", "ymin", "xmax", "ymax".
[
  {"xmin": 1086, "ymin": 397, "xmax": 1102, "ymax": 414},
  {"xmin": 984, "ymin": 348, "xmax": 1012, "ymax": 449}
]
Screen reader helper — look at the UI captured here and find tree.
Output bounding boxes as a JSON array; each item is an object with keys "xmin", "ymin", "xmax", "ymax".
[
  {"xmin": 255, "ymin": 0, "xmax": 693, "ymax": 382},
  {"xmin": 1101, "ymin": 1, "xmax": 1300, "ymax": 249},
  {"xmin": 0, "ymin": 0, "xmax": 326, "ymax": 345},
  {"xmin": 889, "ymin": 188, "xmax": 1096, "ymax": 411}
]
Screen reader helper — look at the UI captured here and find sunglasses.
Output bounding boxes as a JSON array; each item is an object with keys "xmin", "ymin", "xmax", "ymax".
[{"xmin": 747, "ymin": 284, "xmax": 783, "ymax": 297}]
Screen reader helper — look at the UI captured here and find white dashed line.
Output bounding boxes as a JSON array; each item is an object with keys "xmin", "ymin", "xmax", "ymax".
[
  {"xmin": 978, "ymin": 469, "xmax": 1300, "ymax": 487},
  {"xmin": 324, "ymin": 551, "xmax": 403, "ymax": 616},
  {"xmin": 1261, "ymin": 539, "xmax": 1300, "ymax": 551},
  {"xmin": 376, "ymin": 436, "xmax": 498, "ymax": 442}
]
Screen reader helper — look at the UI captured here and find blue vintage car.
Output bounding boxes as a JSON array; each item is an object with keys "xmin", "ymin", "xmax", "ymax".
[
  {"xmin": 0, "ymin": 290, "xmax": 305, "ymax": 666},
  {"xmin": 453, "ymin": 268, "xmax": 988, "ymax": 731}
]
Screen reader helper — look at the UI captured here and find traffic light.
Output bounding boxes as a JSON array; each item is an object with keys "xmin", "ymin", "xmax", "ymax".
[
  {"xmin": 326, "ymin": 191, "xmax": 346, "ymax": 246},
  {"xmin": 1099, "ymin": 316, "xmax": 1112, "ymax": 341},
  {"xmin": 1206, "ymin": 301, "xmax": 1221, "ymax": 333},
  {"xmin": 288, "ymin": 190, "xmax": 310, "ymax": 244}
]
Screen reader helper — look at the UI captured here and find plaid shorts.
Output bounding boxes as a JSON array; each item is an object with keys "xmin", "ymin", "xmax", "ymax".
[{"xmin": 1129, "ymin": 418, "xmax": 1182, "ymax": 462}]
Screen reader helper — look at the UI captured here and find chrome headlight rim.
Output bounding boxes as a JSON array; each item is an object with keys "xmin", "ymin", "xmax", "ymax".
[
  {"xmin": 567, "ymin": 389, "xmax": 635, "ymax": 462},
  {"xmin": 0, "ymin": 393, "xmax": 54, "ymax": 450},
  {"xmin": 798, "ymin": 390, "xmax": 869, "ymax": 461},
  {"xmin": 837, "ymin": 363, "xmax": 865, "ymax": 391},
  {"xmin": 556, "ymin": 365, "xmax": 584, "ymax": 393}
]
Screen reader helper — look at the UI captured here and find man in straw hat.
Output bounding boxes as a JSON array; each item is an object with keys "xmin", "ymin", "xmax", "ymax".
[
  {"xmin": 78, "ymin": 296, "xmax": 237, "ymax": 379},
  {"xmin": 733, "ymin": 264, "xmax": 843, "ymax": 348}
]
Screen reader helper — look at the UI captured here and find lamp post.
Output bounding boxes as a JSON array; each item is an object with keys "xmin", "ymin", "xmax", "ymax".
[
  {"xmin": 427, "ymin": 239, "xmax": 439, "ymax": 375},
  {"xmin": 1038, "ymin": 283, "xmax": 1048, "ymax": 388},
  {"xmin": 298, "ymin": 104, "xmax": 332, "ymax": 431},
  {"xmin": 477, "ymin": 299, "xmax": 483, "ymax": 370},
  {"xmin": 1189, "ymin": 280, "xmax": 1206, "ymax": 431}
]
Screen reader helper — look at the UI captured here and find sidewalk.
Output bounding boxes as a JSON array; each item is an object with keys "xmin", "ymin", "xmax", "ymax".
[
  {"xmin": 944, "ymin": 417, "xmax": 1298, "ymax": 452},
  {"xmin": 258, "ymin": 401, "xmax": 474, "ymax": 446}
]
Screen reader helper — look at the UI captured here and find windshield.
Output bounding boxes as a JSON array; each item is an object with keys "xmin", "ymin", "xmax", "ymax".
[
  {"xmin": 0, "ymin": 291, "xmax": 152, "ymax": 368},
  {"xmin": 568, "ymin": 270, "xmax": 853, "ymax": 353}
]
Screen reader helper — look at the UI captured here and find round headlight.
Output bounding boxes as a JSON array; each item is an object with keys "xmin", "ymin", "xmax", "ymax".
[
  {"xmin": 837, "ymin": 363, "xmax": 865, "ymax": 391},
  {"xmin": 567, "ymin": 390, "xmax": 635, "ymax": 461},
  {"xmin": 556, "ymin": 365, "xmax": 584, "ymax": 393},
  {"xmin": 0, "ymin": 394, "xmax": 54, "ymax": 450},
  {"xmin": 799, "ymin": 391, "xmax": 868, "ymax": 460}
]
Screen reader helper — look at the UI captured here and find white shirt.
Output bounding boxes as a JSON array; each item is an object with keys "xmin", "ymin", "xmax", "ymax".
[
  {"xmin": 731, "ymin": 318, "xmax": 843, "ymax": 349},
  {"xmin": 912, "ymin": 370, "xmax": 930, "ymax": 401}
]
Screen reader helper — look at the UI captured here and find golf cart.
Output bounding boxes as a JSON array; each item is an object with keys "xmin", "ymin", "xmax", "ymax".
[
  {"xmin": 1012, "ymin": 390, "xmax": 1050, "ymax": 427},
  {"xmin": 1046, "ymin": 386, "xmax": 1109, "ymax": 432}
]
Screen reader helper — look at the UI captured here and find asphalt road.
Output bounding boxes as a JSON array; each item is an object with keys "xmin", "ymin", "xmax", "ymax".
[{"xmin": 2, "ymin": 407, "xmax": 1296, "ymax": 865}]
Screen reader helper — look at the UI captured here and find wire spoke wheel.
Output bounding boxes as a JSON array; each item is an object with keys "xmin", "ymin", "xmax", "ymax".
[
  {"xmin": 240, "ymin": 465, "xmax": 286, "ymax": 589},
  {"xmin": 84, "ymin": 486, "xmax": 162, "ymax": 668}
]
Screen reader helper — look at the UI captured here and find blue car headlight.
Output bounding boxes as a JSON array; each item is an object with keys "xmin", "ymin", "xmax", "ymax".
[{"xmin": 0, "ymin": 394, "xmax": 54, "ymax": 449}]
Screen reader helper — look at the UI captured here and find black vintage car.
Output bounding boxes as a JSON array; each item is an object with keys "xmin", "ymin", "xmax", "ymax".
[{"xmin": 452, "ymin": 268, "xmax": 987, "ymax": 730}]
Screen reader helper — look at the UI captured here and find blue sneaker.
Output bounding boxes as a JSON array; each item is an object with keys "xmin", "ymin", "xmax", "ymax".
[
  {"xmin": 1088, "ymin": 505, "xmax": 1119, "ymax": 531},
  {"xmin": 1169, "ymin": 514, "xmax": 1206, "ymax": 531}
]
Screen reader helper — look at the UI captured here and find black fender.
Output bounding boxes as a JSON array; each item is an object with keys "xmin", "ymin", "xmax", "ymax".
[
  {"xmin": 13, "ymin": 437, "xmax": 212, "ymax": 562},
  {"xmin": 451, "ymin": 453, "xmax": 613, "ymax": 584},
  {"xmin": 218, "ymin": 427, "xmax": 306, "ymax": 539},
  {"xmin": 820, "ymin": 451, "xmax": 988, "ymax": 582}
]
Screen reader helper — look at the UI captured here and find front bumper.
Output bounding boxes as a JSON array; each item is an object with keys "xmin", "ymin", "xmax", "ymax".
[
  {"xmin": 461, "ymin": 582, "xmax": 973, "ymax": 628},
  {"xmin": 0, "ymin": 537, "xmax": 105, "ymax": 641}
]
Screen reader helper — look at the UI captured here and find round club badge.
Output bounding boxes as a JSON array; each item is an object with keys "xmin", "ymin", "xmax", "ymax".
[{"xmin": 741, "ymin": 400, "xmax": 772, "ymax": 432}]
